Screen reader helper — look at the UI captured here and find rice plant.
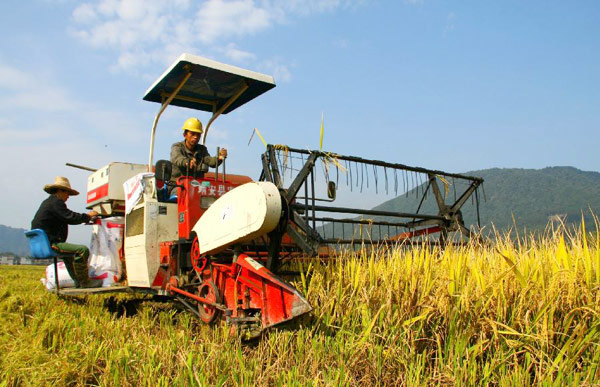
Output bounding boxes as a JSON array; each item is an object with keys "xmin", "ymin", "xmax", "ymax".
[{"xmin": 1, "ymin": 223, "xmax": 599, "ymax": 385}]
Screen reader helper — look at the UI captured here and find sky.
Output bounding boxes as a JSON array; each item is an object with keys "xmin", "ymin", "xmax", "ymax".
[{"xmin": 1, "ymin": 0, "xmax": 598, "ymax": 244}]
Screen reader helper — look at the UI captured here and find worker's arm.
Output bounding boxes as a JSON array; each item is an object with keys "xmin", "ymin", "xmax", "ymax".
[
  {"xmin": 200, "ymin": 147, "xmax": 227, "ymax": 168},
  {"xmin": 201, "ymin": 155, "xmax": 220, "ymax": 168},
  {"xmin": 52, "ymin": 199, "xmax": 91, "ymax": 225},
  {"xmin": 170, "ymin": 142, "xmax": 191, "ymax": 169}
]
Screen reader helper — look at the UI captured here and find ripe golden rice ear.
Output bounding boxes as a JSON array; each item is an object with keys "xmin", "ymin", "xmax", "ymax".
[{"xmin": 2, "ymin": 219, "xmax": 600, "ymax": 385}]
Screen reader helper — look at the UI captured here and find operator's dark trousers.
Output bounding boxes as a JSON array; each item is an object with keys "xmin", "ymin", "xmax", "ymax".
[{"xmin": 51, "ymin": 242, "xmax": 90, "ymax": 286}]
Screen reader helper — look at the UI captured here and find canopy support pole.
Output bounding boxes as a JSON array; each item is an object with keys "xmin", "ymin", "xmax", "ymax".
[
  {"xmin": 202, "ymin": 82, "xmax": 249, "ymax": 145},
  {"xmin": 148, "ymin": 69, "xmax": 192, "ymax": 170}
]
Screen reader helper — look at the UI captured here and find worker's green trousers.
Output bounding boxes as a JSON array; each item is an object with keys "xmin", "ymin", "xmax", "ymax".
[{"xmin": 51, "ymin": 242, "xmax": 90, "ymax": 287}]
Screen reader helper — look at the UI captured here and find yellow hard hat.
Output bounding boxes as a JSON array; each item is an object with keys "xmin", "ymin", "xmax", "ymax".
[{"xmin": 182, "ymin": 117, "xmax": 203, "ymax": 133}]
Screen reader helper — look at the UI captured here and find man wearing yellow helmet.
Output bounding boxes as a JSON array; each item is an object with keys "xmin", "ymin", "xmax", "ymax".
[{"xmin": 169, "ymin": 118, "xmax": 227, "ymax": 188}]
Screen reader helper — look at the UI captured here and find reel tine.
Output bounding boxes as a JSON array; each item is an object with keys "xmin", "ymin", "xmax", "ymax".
[
  {"xmin": 414, "ymin": 172, "xmax": 418, "ymax": 198},
  {"xmin": 289, "ymin": 149, "xmax": 293, "ymax": 179},
  {"xmin": 453, "ymin": 177, "xmax": 456, "ymax": 202},
  {"xmin": 360, "ymin": 162, "xmax": 364, "ymax": 193},
  {"xmin": 345, "ymin": 159, "xmax": 349, "ymax": 187},
  {"xmin": 373, "ymin": 165, "xmax": 378, "ymax": 194},
  {"xmin": 384, "ymin": 166, "xmax": 388, "ymax": 195},
  {"xmin": 349, "ymin": 160, "xmax": 353, "ymax": 192}
]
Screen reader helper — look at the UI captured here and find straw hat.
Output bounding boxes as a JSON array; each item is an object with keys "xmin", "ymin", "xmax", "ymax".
[{"xmin": 43, "ymin": 176, "xmax": 80, "ymax": 196}]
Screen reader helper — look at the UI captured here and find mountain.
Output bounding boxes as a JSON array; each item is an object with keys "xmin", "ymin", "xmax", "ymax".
[
  {"xmin": 0, "ymin": 225, "xmax": 30, "ymax": 256},
  {"xmin": 374, "ymin": 166, "xmax": 600, "ymax": 233}
]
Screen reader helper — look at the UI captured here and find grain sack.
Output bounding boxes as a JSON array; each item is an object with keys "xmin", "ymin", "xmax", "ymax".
[
  {"xmin": 41, "ymin": 261, "xmax": 76, "ymax": 290},
  {"xmin": 89, "ymin": 217, "xmax": 124, "ymax": 279}
]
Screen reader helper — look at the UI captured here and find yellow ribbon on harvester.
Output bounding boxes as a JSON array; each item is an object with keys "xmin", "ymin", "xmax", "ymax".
[
  {"xmin": 248, "ymin": 127, "xmax": 268, "ymax": 148},
  {"xmin": 436, "ymin": 175, "xmax": 451, "ymax": 198},
  {"xmin": 319, "ymin": 112, "xmax": 324, "ymax": 151}
]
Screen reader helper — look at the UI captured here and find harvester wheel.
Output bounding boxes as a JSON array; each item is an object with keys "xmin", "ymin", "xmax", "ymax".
[{"xmin": 197, "ymin": 281, "xmax": 221, "ymax": 324}]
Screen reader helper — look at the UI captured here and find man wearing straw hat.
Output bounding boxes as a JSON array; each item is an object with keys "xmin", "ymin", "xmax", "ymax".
[{"xmin": 31, "ymin": 176, "xmax": 102, "ymax": 288}]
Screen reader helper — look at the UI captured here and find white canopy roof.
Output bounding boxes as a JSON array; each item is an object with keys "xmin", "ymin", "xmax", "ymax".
[{"xmin": 143, "ymin": 53, "xmax": 276, "ymax": 114}]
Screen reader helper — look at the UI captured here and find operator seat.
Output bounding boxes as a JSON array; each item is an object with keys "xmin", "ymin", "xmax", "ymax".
[{"xmin": 155, "ymin": 160, "xmax": 177, "ymax": 203}]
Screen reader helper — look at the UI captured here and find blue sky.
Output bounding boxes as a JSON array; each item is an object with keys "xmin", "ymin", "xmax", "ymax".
[{"xmin": 1, "ymin": 0, "xmax": 598, "ymax": 243}]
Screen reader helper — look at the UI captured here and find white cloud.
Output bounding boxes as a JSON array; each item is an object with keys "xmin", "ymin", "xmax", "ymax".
[
  {"xmin": 260, "ymin": 58, "xmax": 293, "ymax": 83},
  {"xmin": 444, "ymin": 12, "xmax": 456, "ymax": 36},
  {"xmin": 0, "ymin": 62, "xmax": 36, "ymax": 90},
  {"xmin": 0, "ymin": 60, "xmax": 78, "ymax": 112},
  {"xmin": 6, "ymin": 89, "xmax": 74, "ymax": 112},
  {"xmin": 195, "ymin": 0, "xmax": 274, "ymax": 44},
  {"xmin": 0, "ymin": 61, "xmax": 145, "ymax": 142},
  {"xmin": 72, "ymin": 3, "xmax": 97, "ymax": 23},
  {"xmin": 221, "ymin": 43, "xmax": 256, "ymax": 63},
  {"xmin": 0, "ymin": 117, "xmax": 12, "ymax": 130},
  {"xmin": 69, "ymin": 0, "xmax": 366, "ymax": 76}
]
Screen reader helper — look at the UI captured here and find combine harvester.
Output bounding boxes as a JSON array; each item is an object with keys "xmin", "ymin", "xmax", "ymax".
[{"xmin": 60, "ymin": 54, "xmax": 484, "ymax": 336}]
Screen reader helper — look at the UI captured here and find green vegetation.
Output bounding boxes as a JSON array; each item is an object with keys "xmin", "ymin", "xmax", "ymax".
[{"xmin": 2, "ymin": 224, "xmax": 600, "ymax": 385}]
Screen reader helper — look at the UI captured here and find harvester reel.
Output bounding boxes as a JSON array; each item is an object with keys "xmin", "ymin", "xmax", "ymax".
[
  {"xmin": 259, "ymin": 145, "xmax": 484, "ymax": 248},
  {"xmin": 197, "ymin": 280, "xmax": 221, "ymax": 324}
]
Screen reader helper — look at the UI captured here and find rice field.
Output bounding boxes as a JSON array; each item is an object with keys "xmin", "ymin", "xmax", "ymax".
[{"xmin": 1, "ymin": 225, "xmax": 599, "ymax": 386}]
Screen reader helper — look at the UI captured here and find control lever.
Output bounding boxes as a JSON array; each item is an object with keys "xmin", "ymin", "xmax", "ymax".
[{"xmin": 215, "ymin": 146, "xmax": 219, "ymax": 182}]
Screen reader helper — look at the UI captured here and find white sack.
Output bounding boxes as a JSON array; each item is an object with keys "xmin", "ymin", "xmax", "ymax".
[
  {"xmin": 90, "ymin": 269, "xmax": 120, "ymax": 287},
  {"xmin": 89, "ymin": 217, "xmax": 124, "ymax": 279},
  {"xmin": 123, "ymin": 172, "xmax": 154, "ymax": 214},
  {"xmin": 41, "ymin": 261, "xmax": 76, "ymax": 290}
]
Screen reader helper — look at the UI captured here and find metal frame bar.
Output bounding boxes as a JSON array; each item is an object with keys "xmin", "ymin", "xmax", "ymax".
[
  {"xmin": 284, "ymin": 152, "xmax": 319, "ymax": 202},
  {"xmin": 309, "ymin": 217, "xmax": 410, "ymax": 228},
  {"xmin": 290, "ymin": 203, "xmax": 446, "ymax": 221},
  {"xmin": 202, "ymin": 82, "xmax": 249, "ymax": 144},
  {"xmin": 159, "ymin": 91, "xmax": 217, "ymax": 110},
  {"xmin": 148, "ymin": 69, "xmax": 193, "ymax": 170},
  {"xmin": 281, "ymin": 146, "xmax": 483, "ymax": 183}
]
